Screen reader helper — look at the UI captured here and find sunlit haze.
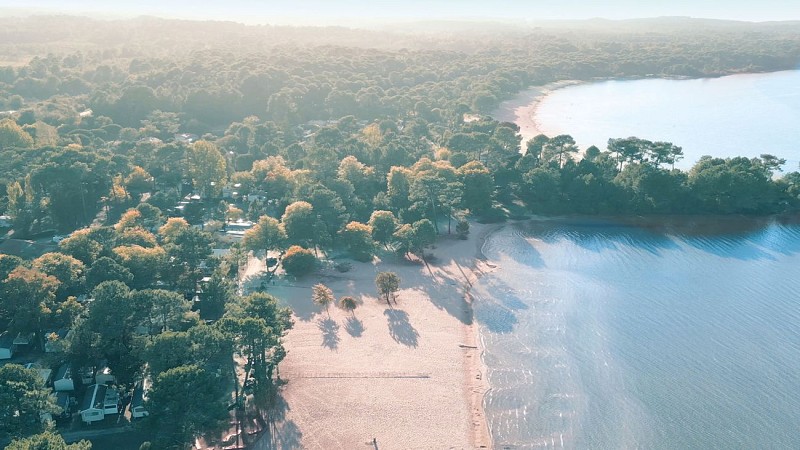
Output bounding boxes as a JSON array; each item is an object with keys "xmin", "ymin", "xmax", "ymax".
[{"xmin": 4, "ymin": 0, "xmax": 800, "ymax": 24}]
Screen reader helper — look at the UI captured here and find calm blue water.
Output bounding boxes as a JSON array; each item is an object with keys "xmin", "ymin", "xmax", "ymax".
[
  {"xmin": 474, "ymin": 218, "xmax": 800, "ymax": 449},
  {"xmin": 535, "ymin": 71, "xmax": 800, "ymax": 170}
]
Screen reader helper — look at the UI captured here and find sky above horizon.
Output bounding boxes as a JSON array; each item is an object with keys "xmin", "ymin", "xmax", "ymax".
[{"xmin": 4, "ymin": 0, "xmax": 800, "ymax": 24}]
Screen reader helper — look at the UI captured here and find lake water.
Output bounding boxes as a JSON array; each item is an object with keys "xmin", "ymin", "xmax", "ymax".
[
  {"xmin": 474, "ymin": 218, "xmax": 800, "ymax": 449},
  {"xmin": 534, "ymin": 71, "xmax": 800, "ymax": 170}
]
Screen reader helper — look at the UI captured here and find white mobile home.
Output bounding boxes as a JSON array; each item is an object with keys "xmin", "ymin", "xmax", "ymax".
[
  {"xmin": 54, "ymin": 364, "xmax": 75, "ymax": 392},
  {"xmin": 130, "ymin": 380, "xmax": 150, "ymax": 418},
  {"xmin": 80, "ymin": 384, "xmax": 109, "ymax": 424},
  {"xmin": 80, "ymin": 384, "xmax": 119, "ymax": 423},
  {"xmin": 103, "ymin": 386, "xmax": 120, "ymax": 414}
]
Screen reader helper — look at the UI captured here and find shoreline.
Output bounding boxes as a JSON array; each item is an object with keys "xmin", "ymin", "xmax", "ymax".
[
  {"xmin": 252, "ymin": 221, "xmax": 498, "ymax": 449},
  {"xmin": 469, "ymin": 221, "xmax": 506, "ymax": 448},
  {"xmin": 490, "ymin": 80, "xmax": 583, "ymax": 147},
  {"xmin": 491, "ymin": 70, "xmax": 800, "ymax": 167},
  {"xmin": 461, "ymin": 221, "xmax": 505, "ymax": 448}
]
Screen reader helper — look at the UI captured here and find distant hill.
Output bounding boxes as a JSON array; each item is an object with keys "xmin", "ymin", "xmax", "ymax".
[{"xmin": 0, "ymin": 13, "xmax": 799, "ymax": 63}]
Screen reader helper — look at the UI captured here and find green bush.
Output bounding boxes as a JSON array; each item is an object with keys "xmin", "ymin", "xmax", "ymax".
[{"xmin": 281, "ymin": 246, "xmax": 316, "ymax": 277}]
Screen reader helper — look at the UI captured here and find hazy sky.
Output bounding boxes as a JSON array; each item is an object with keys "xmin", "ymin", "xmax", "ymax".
[{"xmin": 4, "ymin": 0, "xmax": 800, "ymax": 24}]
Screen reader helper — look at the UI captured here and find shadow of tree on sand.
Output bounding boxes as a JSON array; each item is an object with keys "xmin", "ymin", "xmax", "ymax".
[
  {"xmin": 251, "ymin": 395, "xmax": 303, "ymax": 450},
  {"xmin": 383, "ymin": 309, "xmax": 419, "ymax": 347},
  {"xmin": 344, "ymin": 316, "xmax": 364, "ymax": 337},
  {"xmin": 274, "ymin": 284, "xmax": 321, "ymax": 322},
  {"xmin": 317, "ymin": 317, "xmax": 340, "ymax": 349}
]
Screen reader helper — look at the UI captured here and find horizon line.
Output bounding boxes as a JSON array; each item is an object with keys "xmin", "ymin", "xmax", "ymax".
[{"xmin": 2, "ymin": 8, "xmax": 799, "ymax": 28}]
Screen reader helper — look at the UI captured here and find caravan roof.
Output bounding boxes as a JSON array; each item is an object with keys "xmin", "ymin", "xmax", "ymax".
[
  {"xmin": 55, "ymin": 391, "xmax": 71, "ymax": 417},
  {"xmin": 131, "ymin": 380, "xmax": 149, "ymax": 409},
  {"xmin": 13, "ymin": 332, "xmax": 33, "ymax": 345},
  {"xmin": 80, "ymin": 384, "xmax": 108, "ymax": 412},
  {"xmin": 56, "ymin": 364, "xmax": 71, "ymax": 381},
  {"xmin": 36, "ymin": 368, "xmax": 52, "ymax": 385}
]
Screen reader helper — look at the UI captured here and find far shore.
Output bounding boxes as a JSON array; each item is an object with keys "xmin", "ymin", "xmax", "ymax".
[
  {"xmin": 491, "ymin": 69, "xmax": 800, "ymax": 158},
  {"xmin": 490, "ymin": 80, "xmax": 583, "ymax": 147},
  {"xmin": 248, "ymin": 222, "xmax": 498, "ymax": 449}
]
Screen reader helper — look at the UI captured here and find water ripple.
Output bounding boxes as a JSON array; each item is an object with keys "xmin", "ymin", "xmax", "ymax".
[{"xmin": 477, "ymin": 219, "xmax": 800, "ymax": 449}]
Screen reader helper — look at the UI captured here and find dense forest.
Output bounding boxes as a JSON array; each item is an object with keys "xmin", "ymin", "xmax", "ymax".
[
  {"xmin": 1, "ymin": 14, "xmax": 799, "ymax": 448},
  {"xmin": 0, "ymin": 15, "xmax": 798, "ymax": 233}
]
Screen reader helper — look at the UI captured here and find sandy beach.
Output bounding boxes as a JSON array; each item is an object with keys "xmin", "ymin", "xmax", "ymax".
[
  {"xmin": 491, "ymin": 81, "xmax": 582, "ymax": 148},
  {"xmin": 250, "ymin": 223, "xmax": 496, "ymax": 449}
]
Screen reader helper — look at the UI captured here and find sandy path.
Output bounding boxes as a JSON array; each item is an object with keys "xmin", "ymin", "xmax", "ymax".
[{"xmin": 252, "ymin": 224, "xmax": 495, "ymax": 449}]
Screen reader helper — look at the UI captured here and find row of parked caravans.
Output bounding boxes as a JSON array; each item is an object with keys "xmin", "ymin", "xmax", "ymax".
[
  {"xmin": 3, "ymin": 337, "xmax": 151, "ymax": 425},
  {"xmin": 43, "ymin": 360, "xmax": 148, "ymax": 424},
  {"xmin": 1, "ymin": 332, "xmax": 151, "ymax": 424},
  {"xmin": 79, "ymin": 381, "xmax": 149, "ymax": 424},
  {"xmin": 0, "ymin": 328, "xmax": 73, "ymax": 360},
  {"xmin": 51, "ymin": 360, "xmax": 115, "ymax": 393},
  {"xmin": 79, "ymin": 364, "xmax": 150, "ymax": 424}
]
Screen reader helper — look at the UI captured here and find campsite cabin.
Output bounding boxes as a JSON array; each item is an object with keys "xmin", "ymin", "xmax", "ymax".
[
  {"xmin": 54, "ymin": 364, "xmax": 75, "ymax": 392},
  {"xmin": 0, "ymin": 331, "xmax": 14, "ymax": 359},
  {"xmin": 130, "ymin": 380, "xmax": 150, "ymax": 418},
  {"xmin": 80, "ymin": 384, "xmax": 109, "ymax": 424},
  {"xmin": 95, "ymin": 360, "xmax": 116, "ymax": 385}
]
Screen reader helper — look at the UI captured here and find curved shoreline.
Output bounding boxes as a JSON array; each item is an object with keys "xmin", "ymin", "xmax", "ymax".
[
  {"xmin": 490, "ymin": 80, "xmax": 583, "ymax": 147},
  {"xmin": 491, "ymin": 70, "xmax": 800, "ymax": 169}
]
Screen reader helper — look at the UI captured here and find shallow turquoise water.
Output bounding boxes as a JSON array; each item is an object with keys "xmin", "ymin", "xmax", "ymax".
[
  {"xmin": 475, "ymin": 218, "xmax": 800, "ymax": 449},
  {"xmin": 535, "ymin": 71, "xmax": 800, "ymax": 170}
]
